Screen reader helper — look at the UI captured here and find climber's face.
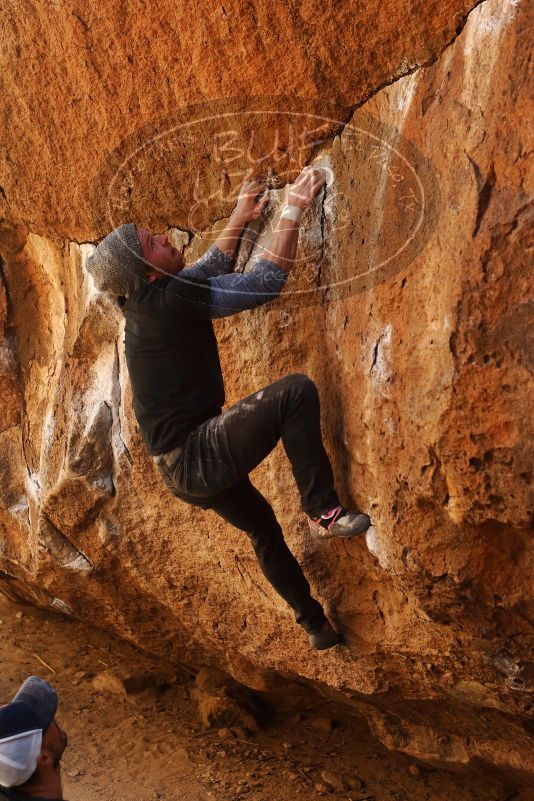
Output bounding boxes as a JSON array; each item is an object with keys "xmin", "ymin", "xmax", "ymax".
[{"xmin": 136, "ymin": 225, "xmax": 185, "ymax": 281}]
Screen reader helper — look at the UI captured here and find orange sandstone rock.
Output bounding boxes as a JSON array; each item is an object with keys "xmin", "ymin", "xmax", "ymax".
[{"xmin": 0, "ymin": 0, "xmax": 532, "ymax": 783}]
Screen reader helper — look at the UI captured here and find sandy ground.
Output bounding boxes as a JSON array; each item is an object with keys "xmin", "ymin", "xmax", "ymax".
[{"xmin": 0, "ymin": 592, "xmax": 524, "ymax": 801}]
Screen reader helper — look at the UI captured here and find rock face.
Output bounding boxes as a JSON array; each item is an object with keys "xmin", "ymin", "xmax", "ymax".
[{"xmin": 1, "ymin": 0, "xmax": 532, "ymax": 784}]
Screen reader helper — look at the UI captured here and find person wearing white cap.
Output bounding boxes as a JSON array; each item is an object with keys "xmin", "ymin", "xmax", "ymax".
[{"xmin": 0, "ymin": 677, "xmax": 67, "ymax": 800}]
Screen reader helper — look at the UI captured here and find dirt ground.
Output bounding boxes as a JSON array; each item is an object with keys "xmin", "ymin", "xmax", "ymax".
[{"xmin": 0, "ymin": 592, "xmax": 524, "ymax": 801}]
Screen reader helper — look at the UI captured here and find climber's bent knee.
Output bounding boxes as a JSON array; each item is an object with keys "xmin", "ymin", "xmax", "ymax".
[{"xmin": 284, "ymin": 372, "xmax": 318, "ymax": 397}]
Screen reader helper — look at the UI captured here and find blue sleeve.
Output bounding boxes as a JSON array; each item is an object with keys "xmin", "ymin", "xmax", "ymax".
[
  {"xmin": 160, "ymin": 258, "xmax": 288, "ymax": 321},
  {"xmin": 179, "ymin": 243, "xmax": 235, "ymax": 280},
  {"xmin": 207, "ymin": 258, "xmax": 288, "ymax": 318}
]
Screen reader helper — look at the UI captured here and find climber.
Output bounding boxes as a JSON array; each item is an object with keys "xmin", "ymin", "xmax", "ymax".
[
  {"xmin": 0, "ymin": 676, "xmax": 68, "ymax": 801},
  {"xmin": 85, "ymin": 165, "xmax": 372, "ymax": 651}
]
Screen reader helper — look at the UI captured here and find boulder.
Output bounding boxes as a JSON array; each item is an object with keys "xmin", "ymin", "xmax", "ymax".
[{"xmin": 0, "ymin": 0, "xmax": 532, "ymax": 783}]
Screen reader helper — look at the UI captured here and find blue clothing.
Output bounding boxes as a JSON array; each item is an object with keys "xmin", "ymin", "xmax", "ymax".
[
  {"xmin": 121, "ymin": 244, "xmax": 287, "ymax": 455},
  {"xmin": 0, "ymin": 789, "xmax": 62, "ymax": 801},
  {"xmin": 171, "ymin": 243, "xmax": 288, "ymax": 318}
]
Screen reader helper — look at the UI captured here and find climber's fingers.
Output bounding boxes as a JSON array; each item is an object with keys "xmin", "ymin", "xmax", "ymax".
[
  {"xmin": 294, "ymin": 165, "xmax": 324, "ymax": 189},
  {"xmin": 311, "ymin": 172, "xmax": 327, "ymax": 191},
  {"xmin": 240, "ymin": 179, "xmax": 267, "ymax": 199},
  {"xmin": 255, "ymin": 186, "xmax": 269, "ymax": 206},
  {"xmin": 241, "ymin": 170, "xmax": 265, "ymax": 189}
]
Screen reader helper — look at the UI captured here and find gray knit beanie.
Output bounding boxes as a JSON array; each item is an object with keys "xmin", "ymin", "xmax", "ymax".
[{"xmin": 85, "ymin": 223, "xmax": 148, "ymax": 297}]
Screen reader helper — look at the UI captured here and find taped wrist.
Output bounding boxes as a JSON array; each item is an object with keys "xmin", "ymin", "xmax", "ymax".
[{"xmin": 280, "ymin": 204, "xmax": 304, "ymax": 222}]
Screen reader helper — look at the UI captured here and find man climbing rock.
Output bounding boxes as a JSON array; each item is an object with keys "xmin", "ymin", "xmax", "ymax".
[{"xmin": 86, "ymin": 165, "xmax": 372, "ymax": 650}]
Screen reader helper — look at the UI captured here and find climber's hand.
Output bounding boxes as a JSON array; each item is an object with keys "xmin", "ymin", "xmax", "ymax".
[
  {"xmin": 288, "ymin": 166, "xmax": 326, "ymax": 210},
  {"xmin": 232, "ymin": 175, "xmax": 270, "ymax": 224}
]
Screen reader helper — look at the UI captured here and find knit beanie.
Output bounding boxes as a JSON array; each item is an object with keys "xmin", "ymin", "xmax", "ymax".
[{"xmin": 85, "ymin": 223, "xmax": 148, "ymax": 297}]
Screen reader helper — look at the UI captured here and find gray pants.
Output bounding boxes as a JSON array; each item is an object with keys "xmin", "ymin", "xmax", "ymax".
[{"xmin": 154, "ymin": 373, "xmax": 341, "ymax": 632}]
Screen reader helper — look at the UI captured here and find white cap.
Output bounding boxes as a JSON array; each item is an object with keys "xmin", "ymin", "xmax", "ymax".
[
  {"xmin": 0, "ymin": 676, "xmax": 58, "ymax": 788},
  {"xmin": 0, "ymin": 729, "xmax": 43, "ymax": 788}
]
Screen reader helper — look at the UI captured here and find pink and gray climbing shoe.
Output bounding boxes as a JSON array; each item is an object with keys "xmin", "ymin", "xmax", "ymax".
[{"xmin": 308, "ymin": 504, "xmax": 371, "ymax": 540}]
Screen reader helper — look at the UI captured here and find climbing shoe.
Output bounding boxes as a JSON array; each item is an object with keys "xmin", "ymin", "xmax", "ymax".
[
  {"xmin": 308, "ymin": 504, "xmax": 371, "ymax": 540},
  {"xmin": 307, "ymin": 619, "xmax": 343, "ymax": 650}
]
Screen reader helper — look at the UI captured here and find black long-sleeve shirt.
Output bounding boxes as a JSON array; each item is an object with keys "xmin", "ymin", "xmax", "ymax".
[{"xmin": 121, "ymin": 245, "xmax": 287, "ymax": 455}]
